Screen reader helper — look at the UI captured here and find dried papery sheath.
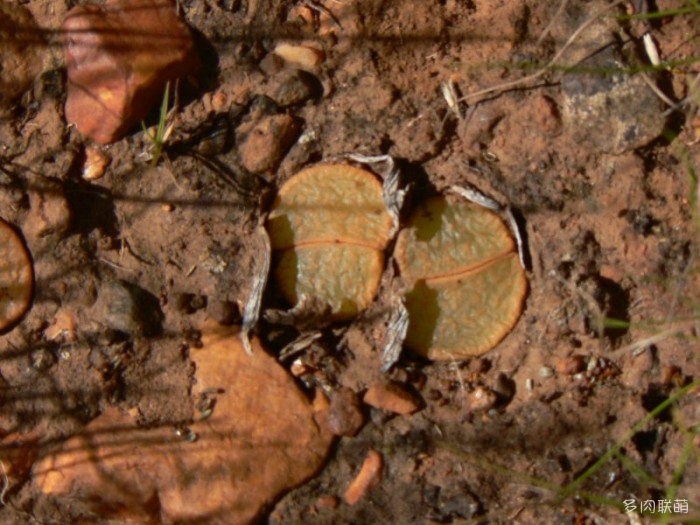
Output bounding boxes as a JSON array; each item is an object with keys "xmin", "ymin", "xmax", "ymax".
[
  {"xmin": 347, "ymin": 153, "xmax": 406, "ymax": 237},
  {"xmin": 382, "ymin": 165, "xmax": 406, "ymax": 238},
  {"xmin": 642, "ymin": 32, "xmax": 661, "ymax": 67},
  {"xmin": 279, "ymin": 331, "xmax": 322, "ymax": 361},
  {"xmin": 449, "ymin": 184, "xmax": 501, "ymax": 211},
  {"xmin": 450, "ymin": 185, "xmax": 527, "ymax": 270},
  {"xmin": 241, "ymin": 225, "xmax": 271, "ymax": 355},
  {"xmin": 264, "ymin": 294, "xmax": 334, "ymax": 328},
  {"xmin": 441, "ymin": 80, "xmax": 462, "ymax": 119},
  {"xmin": 381, "ymin": 296, "xmax": 409, "ymax": 373},
  {"xmin": 504, "ymin": 206, "xmax": 527, "ymax": 270}
]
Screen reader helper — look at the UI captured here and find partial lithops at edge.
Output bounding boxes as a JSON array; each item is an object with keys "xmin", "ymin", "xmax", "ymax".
[
  {"xmin": 395, "ymin": 194, "xmax": 528, "ymax": 360},
  {"xmin": 0, "ymin": 219, "xmax": 34, "ymax": 332}
]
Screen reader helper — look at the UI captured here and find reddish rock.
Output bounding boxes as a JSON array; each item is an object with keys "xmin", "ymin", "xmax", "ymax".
[
  {"xmin": 344, "ymin": 449, "xmax": 383, "ymax": 506},
  {"xmin": 555, "ymin": 354, "xmax": 586, "ymax": 375},
  {"xmin": 62, "ymin": 0, "xmax": 200, "ymax": 144},
  {"xmin": 363, "ymin": 381, "xmax": 422, "ymax": 415},
  {"xmin": 315, "ymin": 495, "xmax": 340, "ymax": 510},
  {"xmin": 273, "ymin": 43, "xmax": 325, "ymax": 71},
  {"xmin": 327, "ymin": 387, "xmax": 364, "ymax": 437},
  {"xmin": 238, "ymin": 114, "xmax": 300, "ymax": 173}
]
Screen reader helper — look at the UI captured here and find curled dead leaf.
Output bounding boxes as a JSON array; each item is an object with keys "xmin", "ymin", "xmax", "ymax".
[{"xmin": 33, "ymin": 324, "xmax": 332, "ymax": 524}]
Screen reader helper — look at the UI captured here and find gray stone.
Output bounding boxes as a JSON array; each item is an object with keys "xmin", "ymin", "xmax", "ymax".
[
  {"xmin": 270, "ymin": 69, "xmax": 322, "ymax": 107},
  {"xmin": 561, "ymin": 47, "xmax": 665, "ymax": 154},
  {"xmin": 553, "ymin": 1, "xmax": 665, "ymax": 154},
  {"xmin": 92, "ymin": 280, "xmax": 163, "ymax": 336}
]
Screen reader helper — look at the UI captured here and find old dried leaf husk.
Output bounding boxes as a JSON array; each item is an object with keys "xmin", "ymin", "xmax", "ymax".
[
  {"xmin": 267, "ymin": 164, "xmax": 393, "ymax": 320},
  {"xmin": 395, "ymin": 196, "xmax": 527, "ymax": 360}
]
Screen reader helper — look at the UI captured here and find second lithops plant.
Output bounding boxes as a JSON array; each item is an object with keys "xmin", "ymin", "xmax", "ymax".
[{"xmin": 395, "ymin": 194, "xmax": 527, "ymax": 360}]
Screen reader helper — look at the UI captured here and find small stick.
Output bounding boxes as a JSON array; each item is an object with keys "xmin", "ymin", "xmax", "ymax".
[
  {"xmin": 99, "ymin": 257, "xmax": 137, "ymax": 272},
  {"xmin": 536, "ymin": 0, "xmax": 569, "ymax": 46}
]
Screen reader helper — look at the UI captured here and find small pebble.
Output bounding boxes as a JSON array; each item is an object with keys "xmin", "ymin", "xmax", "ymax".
[
  {"xmin": 207, "ymin": 299, "xmax": 240, "ymax": 326},
  {"xmin": 44, "ymin": 310, "xmax": 77, "ymax": 343},
  {"xmin": 363, "ymin": 381, "xmax": 422, "ymax": 415},
  {"xmin": 83, "ymin": 146, "xmax": 110, "ymax": 180},
  {"xmin": 238, "ymin": 114, "xmax": 300, "ymax": 173},
  {"xmin": 467, "ymin": 386, "xmax": 498, "ymax": 411},
  {"xmin": 539, "ymin": 366, "xmax": 554, "ymax": 378},
  {"xmin": 248, "ymin": 95, "xmax": 280, "ymax": 119},
  {"xmin": 344, "ymin": 449, "xmax": 383, "ymax": 506},
  {"xmin": 587, "ymin": 357, "xmax": 598, "ymax": 372},
  {"xmin": 91, "ymin": 280, "xmax": 163, "ymax": 336},
  {"xmin": 270, "ymin": 69, "xmax": 322, "ymax": 107},
  {"xmin": 290, "ymin": 359, "xmax": 311, "ymax": 377},
  {"xmin": 560, "ymin": 47, "xmax": 663, "ymax": 153},
  {"xmin": 555, "ymin": 355, "xmax": 586, "ymax": 375},
  {"xmin": 273, "ymin": 43, "xmax": 325, "ymax": 71},
  {"xmin": 211, "ymin": 91, "xmax": 229, "ymax": 112},
  {"xmin": 314, "ymin": 495, "xmax": 339, "ymax": 511},
  {"xmin": 327, "ymin": 387, "xmax": 364, "ymax": 437}
]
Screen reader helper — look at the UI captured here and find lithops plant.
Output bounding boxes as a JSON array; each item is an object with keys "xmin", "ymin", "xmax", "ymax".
[
  {"xmin": 266, "ymin": 164, "xmax": 393, "ymax": 320},
  {"xmin": 0, "ymin": 219, "xmax": 34, "ymax": 331},
  {"xmin": 394, "ymin": 194, "xmax": 527, "ymax": 360}
]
